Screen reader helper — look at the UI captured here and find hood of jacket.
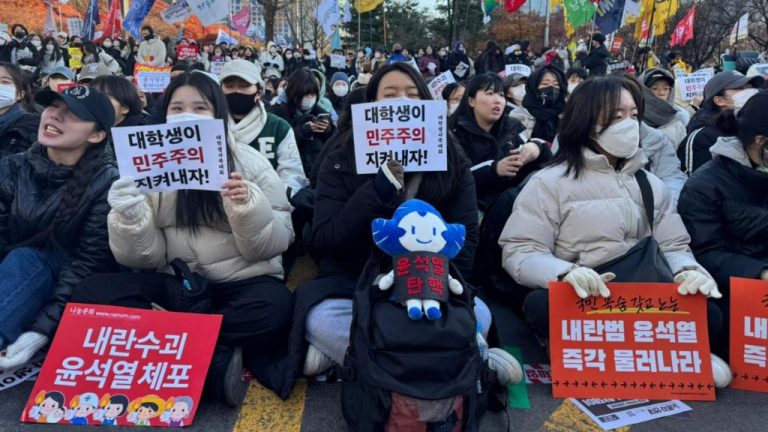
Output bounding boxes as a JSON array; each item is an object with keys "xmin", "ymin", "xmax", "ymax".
[
  {"xmin": 638, "ymin": 68, "xmax": 676, "ymax": 103},
  {"xmin": 711, "ymin": 136, "xmax": 754, "ymax": 168}
]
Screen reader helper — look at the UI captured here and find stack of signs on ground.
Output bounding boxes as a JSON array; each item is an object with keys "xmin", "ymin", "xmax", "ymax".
[
  {"xmin": 351, "ymin": 99, "xmax": 447, "ymax": 174},
  {"xmin": 20, "ymin": 303, "xmax": 221, "ymax": 427},
  {"xmin": 548, "ymin": 282, "xmax": 715, "ymax": 401},
  {"xmin": 730, "ymin": 277, "xmax": 768, "ymax": 393},
  {"xmin": 571, "ymin": 398, "xmax": 691, "ymax": 430},
  {"xmin": 111, "ymin": 119, "xmax": 229, "ymax": 193}
]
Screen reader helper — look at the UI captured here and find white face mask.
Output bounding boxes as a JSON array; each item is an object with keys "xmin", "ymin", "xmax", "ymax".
[
  {"xmin": 512, "ymin": 85, "xmax": 526, "ymax": 102},
  {"xmin": 166, "ymin": 112, "xmax": 214, "ymax": 123},
  {"xmin": 448, "ymin": 103, "xmax": 459, "ymax": 116},
  {"xmin": 596, "ymin": 118, "xmax": 640, "ymax": 159},
  {"xmin": 31, "ymin": 40, "xmax": 41, "ymax": 48},
  {"xmin": 733, "ymin": 88, "xmax": 759, "ymax": 116},
  {"xmin": 568, "ymin": 82, "xmax": 579, "ymax": 94},
  {"xmin": 301, "ymin": 96, "xmax": 317, "ymax": 111},
  {"xmin": 332, "ymin": 84, "xmax": 349, "ymax": 97},
  {"xmin": 103, "ymin": 41, "xmax": 112, "ymax": 48},
  {"xmin": 0, "ymin": 84, "xmax": 17, "ymax": 109}
]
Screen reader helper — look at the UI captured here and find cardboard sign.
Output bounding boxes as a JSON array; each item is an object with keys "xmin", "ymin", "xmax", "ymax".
[
  {"xmin": 209, "ymin": 61, "xmax": 227, "ymax": 76},
  {"xmin": 729, "ymin": 277, "xmax": 768, "ymax": 393},
  {"xmin": 427, "ymin": 71, "xmax": 455, "ymax": 100},
  {"xmin": 176, "ymin": 44, "xmax": 199, "ymax": 60},
  {"xmin": 351, "ymin": 99, "xmax": 448, "ymax": 174},
  {"xmin": 133, "ymin": 65, "xmax": 172, "ymax": 94},
  {"xmin": 549, "ymin": 282, "xmax": 715, "ymax": 401},
  {"xmin": 21, "ymin": 304, "xmax": 222, "ymax": 427},
  {"xmin": 570, "ymin": 398, "xmax": 691, "ymax": 430},
  {"xmin": 330, "ymin": 54, "xmax": 345, "ymax": 69},
  {"xmin": 505, "ymin": 64, "xmax": 532, "ymax": 77},
  {"xmin": 68, "ymin": 47, "xmax": 83, "ymax": 70},
  {"xmin": 111, "ymin": 119, "xmax": 229, "ymax": 193}
]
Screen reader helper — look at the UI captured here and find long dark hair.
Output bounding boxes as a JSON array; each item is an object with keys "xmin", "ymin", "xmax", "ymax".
[
  {"xmin": 41, "ymin": 37, "xmax": 63, "ymax": 63},
  {"xmin": 716, "ymin": 90, "xmax": 768, "ymax": 164},
  {"xmin": 285, "ymin": 69, "xmax": 319, "ymax": 113},
  {"xmin": 330, "ymin": 62, "xmax": 469, "ymax": 205},
  {"xmin": 552, "ymin": 75, "xmax": 640, "ymax": 178},
  {"xmin": 92, "ymin": 75, "xmax": 143, "ymax": 120},
  {"xmin": 161, "ymin": 72, "xmax": 236, "ymax": 231},
  {"xmin": 0, "ymin": 62, "xmax": 35, "ymax": 112},
  {"xmin": 449, "ymin": 73, "xmax": 504, "ymax": 131}
]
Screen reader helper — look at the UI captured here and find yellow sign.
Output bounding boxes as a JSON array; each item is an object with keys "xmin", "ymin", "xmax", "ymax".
[
  {"xmin": 68, "ymin": 47, "xmax": 83, "ymax": 70},
  {"xmin": 354, "ymin": 0, "xmax": 384, "ymax": 13}
]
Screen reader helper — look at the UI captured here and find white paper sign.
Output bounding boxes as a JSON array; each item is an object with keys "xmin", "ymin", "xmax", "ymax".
[
  {"xmin": 135, "ymin": 67, "xmax": 172, "ymax": 93},
  {"xmin": 454, "ymin": 61, "xmax": 469, "ymax": 78},
  {"xmin": 112, "ymin": 119, "xmax": 229, "ymax": 192},
  {"xmin": 66, "ymin": 18, "xmax": 83, "ymax": 38},
  {"xmin": 570, "ymin": 398, "xmax": 691, "ymax": 431},
  {"xmin": 351, "ymin": 99, "xmax": 447, "ymax": 175},
  {"xmin": 330, "ymin": 54, "xmax": 345, "ymax": 69},
  {"xmin": 187, "ymin": 0, "xmax": 230, "ymax": 27},
  {"xmin": 681, "ymin": 73, "xmax": 712, "ymax": 100},
  {"xmin": 428, "ymin": 71, "xmax": 456, "ymax": 100},
  {"xmin": 161, "ymin": 0, "xmax": 193, "ymax": 24},
  {"xmin": 505, "ymin": 64, "xmax": 532, "ymax": 77},
  {"xmin": 209, "ymin": 61, "xmax": 227, "ymax": 76}
]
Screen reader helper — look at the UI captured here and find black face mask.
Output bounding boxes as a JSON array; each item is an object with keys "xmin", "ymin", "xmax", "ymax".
[
  {"xmin": 14, "ymin": 31, "xmax": 25, "ymax": 39},
  {"xmin": 538, "ymin": 86, "xmax": 560, "ymax": 105},
  {"xmin": 226, "ymin": 92, "xmax": 257, "ymax": 116}
]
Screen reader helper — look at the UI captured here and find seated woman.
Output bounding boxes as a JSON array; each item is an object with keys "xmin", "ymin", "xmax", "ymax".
[
  {"xmin": 498, "ymin": 76, "xmax": 732, "ymax": 388},
  {"xmin": 0, "ymin": 62, "xmax": 39, "ymax": 159},
  {"xmin": 281, "ymin": 63, "xmax": 522, "ymax": 392},
  {"xmin": 678, "ymin": 90, "xmax": 768, "ymax": 352},
  {"xmin": 522, "ymin": 65, "xmax": 567, "ymax": 143},
  {"xmin": 450, "ymin": 73, "xmax": 551, "ymax": 212},
  {"xmin": 638, "ymin": 68, "xmax": 690, "ymax": 150},
  {"xmin": 0, "ymin": 86, "xmax": 118, "ymax": 368},
  {"xmin": 73, "ymin": 72, "xmax": 295, "ymax": 407},
  {"xmin": 92, "ymin": 75, "xmax": 147, "ymax": 127}
]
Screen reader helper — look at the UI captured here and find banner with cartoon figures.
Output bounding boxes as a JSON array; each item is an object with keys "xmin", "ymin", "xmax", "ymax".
[{"xmin": 20, "ymin": 303, "xmax": 222, "ymax": 427}]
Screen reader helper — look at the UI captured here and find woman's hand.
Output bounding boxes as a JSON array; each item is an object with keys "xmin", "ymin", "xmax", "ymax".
[
  {"xmin": 221, "ymin": 172, "xmax": 248, "ymax": 204},
  {"xmin": 518, "ymin": 141, "xmax": 542, "ymax": 165},
  {"xmin": 310, "ymin": 119, "xmax": 330, "ymax": 133},
  {"xmin": 674, "ymin": 270, "xmax": 722, "ymax": 298}
]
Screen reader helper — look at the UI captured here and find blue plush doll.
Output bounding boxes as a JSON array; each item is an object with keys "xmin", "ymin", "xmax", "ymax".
[{"xmin": 372, "ymin": 199, "xmax": 466, "ymax": 321}]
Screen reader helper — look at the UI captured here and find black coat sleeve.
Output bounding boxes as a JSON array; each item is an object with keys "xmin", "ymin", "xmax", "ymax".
[
  {"xmin": 30, "ymin": 179, "xmax": 117, "ymax": 337},
  {"xmin": 678, "ymin": 183, "xmax": 767, "ymax": 289},
  {"xmin": 440, "ymin": 168, "xmax": 480, "ymax": 278}
]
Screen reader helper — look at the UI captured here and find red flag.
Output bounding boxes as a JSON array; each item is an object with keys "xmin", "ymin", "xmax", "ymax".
[
  {"xmin": 101, "ymin": 0, "xmax": 123, "ymax": 40},
  {"xmin": 640, "ymin": 19, "xmax": 649, "ymax": 42},
  {"xmin": 505, "ymin": 0, "xmax": 526, "ymax": 13},
  {"xmin": 670, "ymin": 6, "xmax": 695, "ymax": 47},
  {"xmin": 232, "ymin": 5, "xmax": 251, "ymax": 34}
]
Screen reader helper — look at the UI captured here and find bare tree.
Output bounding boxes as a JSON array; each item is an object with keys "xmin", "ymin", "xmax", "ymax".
[
  {"xmin": 253, "ymin": 0, "xmax": 291, "ymax": 42},
  {"xmin": 747, "ymin": 0, "xmax": 768, "ymax": 50}
]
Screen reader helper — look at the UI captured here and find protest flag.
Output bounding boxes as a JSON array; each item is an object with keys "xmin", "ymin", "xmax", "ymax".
[
  {"xmin": 670, "ymin": 6, "xmax": 695, "ymax": 47},
  {"xmin": 102, "ymin": 0, "xmax": 124, "ymax": 40},
  {"xmin": 355, "ymin": 0, "xmax": 384, "ymax": 13},
  {"xmin": 505, "ymin": 0, "xmax": 526, "ymax": 13},
  {"xmin": 232, "ymin": 5, "xmax": 251, "ymax": 34},
  {"xmin": 124, "ymin": 0, "xmax": 156, "ymax": 39},
  {"xmin": 595, "ymin": 0, "xmax": 626, "ymax": 35},
  {"xmin": 82, "ymin": 0, "xmax": 100, "ymax": 41}
]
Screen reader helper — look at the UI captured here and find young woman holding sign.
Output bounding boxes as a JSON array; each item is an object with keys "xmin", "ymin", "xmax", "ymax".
[
  {"xmin": 282, "ymin": 62, "xmax": 521, "ymax": 387},
  {"xmin": 0, "ymin": 85, "xmax": 118, "ymax": 369},
  {"xmin": 73, "ymin": 72, "xmax": 295, "ymax": 407},
  {"xmin": 497, "ymin": 76, "xmax": 732, "ymax": 388}
]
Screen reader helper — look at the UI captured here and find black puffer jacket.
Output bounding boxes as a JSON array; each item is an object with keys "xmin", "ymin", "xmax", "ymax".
[
  {"xmin": 451, "ymin": 111, "xmax": 551, "ymax": 211},
  {"xmin": 583, "ymin": 44, "xmax": 610, "ymax": 76},
  {"xmin": 677, "ymin": 137, "xmax": 768, "ymax": 293},
  {"xmin": 0, "ymin": 109, "xmax": 39, "ymax": 159},
  {"xmin": 271, "ymin": 102, "xmax": 335, "ymax": 182},
  {"xmin": 0, "ymin": 143, "xmax": 119, "ymax": 337}
]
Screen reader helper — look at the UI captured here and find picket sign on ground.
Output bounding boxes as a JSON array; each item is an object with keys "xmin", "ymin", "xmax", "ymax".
[
  {"xmin": 20, "ymin": 303, "xmax": 222, "ymax": 427},
  {"xmin": 111, "ymin": 119, "xmax": 229, "ymax": 193},
  {"xmin": 0, "ymin": 352, "xmax": 45, "ymax": 393},
  {"xmin": 729, "ymin": 277, "xmax": 768, "ymax": 393},
  {"xmin": 427, "ymin": 71, "xmax": 455, "ymax": 100},
  {"xmin": 133, "ymin": 65, "xmax": 172, "ymax": 94},
  {"xmin": 351, "ymin": 99, "xmax": 447, "ymax": 175},
  {"xmin": 570, "ymin": 398, "xmax": 692, "ymax": 431},
  {"xmin": 548, "ymin": 282, "xmax": 715, "ymax": 401},
  {"xmin": 505, "ymin": 64, "xmax": 532, "ymax": 77}
]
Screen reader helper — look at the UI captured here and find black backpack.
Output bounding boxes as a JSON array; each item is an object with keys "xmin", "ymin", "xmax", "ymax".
[{"xmin": 341, "ymin": 254, "xmax": 492, "ymax": 431}]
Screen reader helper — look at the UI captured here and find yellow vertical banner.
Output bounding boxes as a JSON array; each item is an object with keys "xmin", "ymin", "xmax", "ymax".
[{"xmin": 354, "ymin": 0, "xmax": 384, "ymax": 13}]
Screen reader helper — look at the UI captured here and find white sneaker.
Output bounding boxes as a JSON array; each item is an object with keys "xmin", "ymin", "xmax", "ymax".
[
  {"xmin": 711, "ymin": 353, "xmax": 732, "ymax": 389},
  {"xmin": 487, "ymin": 348, "xmax": 523, "ymax": 386},
  {"xmin": 303, "ymin": 344, "xmax": 335, "ymax": 376}
]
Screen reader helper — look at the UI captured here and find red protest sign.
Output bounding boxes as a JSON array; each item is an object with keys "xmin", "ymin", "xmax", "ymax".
[
  {"xmin": 611, "ymin": 37, "xmax": 624, "ymax": 53},
  {"xmin": 21, "ymin": 303, "xmax": 222, "ymax": 427},
  {"xmin": 549, "ymin": 282, "xmax": 715, "ymax": 401},
  {"xmin": 177, "ymin": 44, "xmax": 199, "ymax": 60},
  {"xmin": 730, "ymin": 277, "xmax": 768, "ymax": 393}
]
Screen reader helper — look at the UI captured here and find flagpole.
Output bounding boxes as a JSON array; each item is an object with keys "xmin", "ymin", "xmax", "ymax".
[
  {"xmin": 587, "ymin": 9, "xmax": 597, "ymax": 54},
  {"xmin": 382, "ymin": 1, "xmax": 387, "ymax": 48},
  {"xmin": 544, "ymin": 0, "xmax": 551, "ymax": 47},
  {"xmin": 357, "ymin": 10, "xmax": 361, "ymax": 48},
  {"xmin": 641, "ymin": 0, "xmax": 657, "ymax": 72}
]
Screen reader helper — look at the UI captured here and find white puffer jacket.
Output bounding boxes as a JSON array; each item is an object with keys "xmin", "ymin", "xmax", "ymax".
[
  {"xmin": 499, "ymin": 148, "xmax": 704, "ymax": 289},
  {"xmin": 108, "ymin": 143, "xmax": 294, "ymax": 282}
]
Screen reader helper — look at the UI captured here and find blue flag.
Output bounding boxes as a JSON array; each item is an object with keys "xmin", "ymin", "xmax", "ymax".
[
  {"xmin": 82, "ymin": 0, "xmax": 100, "ymax": 41},
  {"xmin": 124, "ymin": 0, "xmax": 157, "ymax": 40},
  {"xmin": 595, "ymin": 0, "xmax": 626, "ymax": 35}
]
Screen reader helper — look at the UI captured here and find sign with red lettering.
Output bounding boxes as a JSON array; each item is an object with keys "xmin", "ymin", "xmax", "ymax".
[
  {"xmin": 549, "ymin": 282, "xmax": 715, "ymax": 401},
  {"xmin": 21, "ymin": 303, "xmax": 221, "ymax": 427},
  {"xmin": 176, "ymin": 44, "xmax": 199, "ymax": 60},
  {"xmin": 111, "ymin": 119, "xmax": 229, "ymax": 192},
  {"xmin": 392, "ymin": 252, "xmax": 449, "ymax": 303},
  {"xmin": 610, "ymin": 37, "xmax": 624, "ymax": 53},
  {"xmin": 730, "ymin": 277, "xmax": 768, "ymax": 393}
]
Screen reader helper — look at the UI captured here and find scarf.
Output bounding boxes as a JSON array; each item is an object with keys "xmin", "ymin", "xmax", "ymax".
[
  {"xmin": 0, "ymin": 103, "xmax": 26, "ymax": 137},
  {"xmin": 228, "ymin": 101, "xmax": 267, "ymax": 147},
  {"xmin": 522, "ymin": 66, "xmax": 566, "ymax": 142},
  {"xmin": 642, "ymin": 86, "xmax": 678, "ymax": 129}
]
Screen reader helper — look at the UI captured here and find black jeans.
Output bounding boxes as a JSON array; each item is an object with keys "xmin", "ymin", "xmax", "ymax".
[
  {"xmin": 522, "ymin": 289, "xmax": 725, "ymax": 355},
  {"xmin": 73, "ymin": 272, "xmax": 294, "ymax": 384}
]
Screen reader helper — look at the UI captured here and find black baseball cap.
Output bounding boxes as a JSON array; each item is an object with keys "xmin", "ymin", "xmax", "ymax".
[
  {"xmin": 35, "ymin": 85, "xmax": 115, "ymax": 132},
  {"xmin": 703, "ymin": 71, "xmax": 765, "ymax": 103}
]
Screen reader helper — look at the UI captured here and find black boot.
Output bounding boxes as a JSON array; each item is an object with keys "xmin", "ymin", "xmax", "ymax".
[{"xmin": 206, "ymin": 346, "xmax": 248, "ymax": 407}]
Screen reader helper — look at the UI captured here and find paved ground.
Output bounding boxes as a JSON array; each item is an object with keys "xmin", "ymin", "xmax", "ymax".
[{"xmin": 1, "ymin": 256, "xmax": 767, "ymax": 431}]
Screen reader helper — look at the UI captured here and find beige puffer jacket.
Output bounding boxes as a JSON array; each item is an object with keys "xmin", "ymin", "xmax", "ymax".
[
  {"xmin": 108, "ymin": 143, "xmax": 294, "ymax": 282},
  {"xmin": 499, "ymin": 148, "xmax": 704, "ymax": 289}
]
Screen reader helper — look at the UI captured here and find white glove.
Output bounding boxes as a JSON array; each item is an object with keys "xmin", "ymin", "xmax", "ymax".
[
  {"xmin": 674, "ymin": 270, "xmax": 722, "ymax": 298},
  {"xmin": 0, "ymin": 332, "xmax": 49, "ymax": 369},
  {"xmin": 108, "ymin": 177, "xmax": 145, "ymax": 219},
  {"xmin": 448, "ymin": 275, "xmax": 463, "ymax": 295},
  {"xmin": 427, "ymin": 62, "xmax": 436, "ymax": 71},
  {"xmin": 563, "ymin": 267, "xmax": 616, "ymax": 299}
]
